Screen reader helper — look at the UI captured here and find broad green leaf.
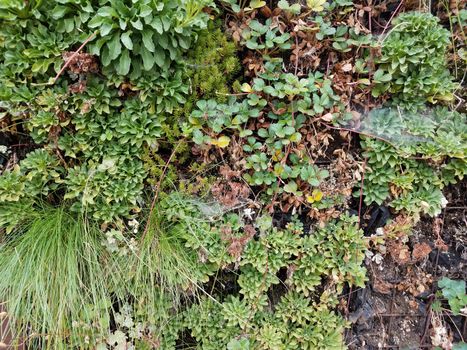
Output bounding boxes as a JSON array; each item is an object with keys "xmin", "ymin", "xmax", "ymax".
[
  {"xmin": 142, "ymin": 30, "xmax": 155, "ymax": 52},
  {"xmin": 139, "ymin": 5, "xmax": 152, "ymax": 17},
  {"xmin": 100, "ymin": 22, "xmax": 113, "ymax": 36},
  {"xmin": 101, "ymin": 45, "xmax": 112, "ymax": 66},
  {"xmin": 116, "ymin": 49, "xmax": 131, "ymax": 75},
  {"xmin": 51, "ymin": 5, "xmax": 68, "ymax": 19},
  {"xmin": 140, "ymin": 47, "xmax": 155, "ymax": 71},
  {"xmin": 284, "ymin": 181, "xmax": 298, "ymax": 194},
  {"xmin": 120, "ymin": 31, "xmax": 133, "ymax": 50},
  {"xmin": 131, "ymin": 19, "xmax": 143, "ymax": 30},
  {"xmin": 150, "ymin": 17, "xmax": 163, "ymax": 33},
  {"xmin": 107, "ymin": 33, "xmax": 122, "ymax": 60},
  {"xmin": 88, "ymin": 15, "xmax": 104, "ymax": 28},
  {"xmin": 97, "ymin": 6, "xmax": 117, "ymax": 17},
  {"xmin": 154, "ymin": 49, "xmax": 166, "ymax": 68}
]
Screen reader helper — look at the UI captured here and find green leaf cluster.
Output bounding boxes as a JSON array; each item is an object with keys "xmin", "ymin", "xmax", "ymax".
[
  {"xmin": 241, "ymin": 19, "xmax": 292, "ymax": 54},
  {"xmin": 437, "ymin": 278, "xmax": 467, "ymax": 316},
  {"xmin": 188, "ymin": 59, "xmax": 340, "ymax": 199},
  {"xmin": 372, "ymin": 12, "xmax": 457, "ymax": 104},
  {"xmin": 87, "ymin": 0, "xmax": 213, "ymax": 78},
  {"xmin": 163, "ymin": 214, "xmax": 367, "ymax": 349},
  {"xmin": 358, "ymin": 107, "xmax": 466, "ymax": 216}
]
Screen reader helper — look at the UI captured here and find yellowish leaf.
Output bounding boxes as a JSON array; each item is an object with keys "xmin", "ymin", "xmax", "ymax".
[
  {"xmin": 357, "ymin": 78, "xmax": 371, "ymax": 85},
  {"xmin": 240, "ymin": 83, "xmax": 252, "ymax": 93},
  {"xmin": 306, "ymin": 0, "xmax": 326, "ymax": 12},
  {"xmin": 306, "ymin": 189, "xmax": 324, "ymax": 203},
  {"xmin": 211, "ymin": 136, "xmax": 231, "ymax": 148}
]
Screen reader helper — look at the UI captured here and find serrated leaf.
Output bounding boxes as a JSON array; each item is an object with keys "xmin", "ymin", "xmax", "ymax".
[
  {"xmin": 307, "ymin": 0, "xmax": 326, "ymax": 12},
  {"xmin": 284, "ymin": 180, "xmax": 298, "ymax": 194}
]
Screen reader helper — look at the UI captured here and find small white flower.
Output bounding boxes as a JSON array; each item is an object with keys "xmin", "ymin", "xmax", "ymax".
[
  {"xmin": 128, "ymin": 219, "xmax": 139, "ymax": 227},
  {"xmin": 128, "ymin": 238, "xmax": 138, "ymax": 253},
  {"xmin": 372, "ymin": 253, "xmax": 384, "ymax": 265},
  {"xmin": 0, "ymin": 145, "xmax": 8, "ymax": 154},
  {"xmin": 440, "ymin": 195, "xmax": 448, "ymax": 209},
  {"xmin": 375, "ymin": 227, "xmax": 384, "ymax": 236},
  {"xmin": 243, "ymin": 208, "xmax": 255, "ymax": 220}
]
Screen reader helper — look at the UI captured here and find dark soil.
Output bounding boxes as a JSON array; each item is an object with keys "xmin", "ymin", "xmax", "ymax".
[{"xmin": 345, "ymin": 180, "xmax": 467, "ymax": 349}]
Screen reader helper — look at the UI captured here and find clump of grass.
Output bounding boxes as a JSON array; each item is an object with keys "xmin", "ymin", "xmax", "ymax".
[
  {"xmin": 0, "ymin": 204, "xmax": 115, "ymax": 348},
  {"xmin": 123, "ymin": 192, "xmax": 219, "ymax": 326}
]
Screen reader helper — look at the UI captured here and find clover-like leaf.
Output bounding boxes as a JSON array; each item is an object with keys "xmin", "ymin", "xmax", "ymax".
[{"xmin": 307, "ymin": 0, "xmax": 326, "ymax": 12}]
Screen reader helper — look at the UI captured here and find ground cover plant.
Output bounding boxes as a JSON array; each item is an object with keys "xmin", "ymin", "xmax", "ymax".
[{"xmin": 0, "ymin": 0, "xmax": 466, "ymax": 349}]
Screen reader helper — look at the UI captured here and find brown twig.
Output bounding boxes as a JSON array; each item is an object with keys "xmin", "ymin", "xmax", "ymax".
[
  {"xmin": 380, "ymin": 0, "xmax": 404, "ymax": 39},
  {"xmin": 358, "ymin": 158, "xmax": 367, "ymax": 228},
  {"xmin": 294, "ymin": 35, "xmax": 299, "ymax": 76},
  {"xmin": 52, "ymin": 30, "xmax": 98, "ymax": 84}
]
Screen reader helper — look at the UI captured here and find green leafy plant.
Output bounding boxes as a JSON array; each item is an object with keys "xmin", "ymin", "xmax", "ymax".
[
  {"xmin": 436, "ymin": 278, "xmax": 467, "ymax": 316},
  {"xmin": 87, "ymin": 0, "xmax": 213, "ymax": 78},
  {"xmin": 0, "ymin": 149, "xmax": 64, "ymax": 231},
  {"xmin": 165, "ymin": 214, "xmax": 366, "ymax": 349},
  {"xmin": 187, "ymin": 59, "xmax": 340, "ymax": 205},
  {"xmin": 219, "ymin": 0, "xmax": 266, "ymax": 15},
  {"xmin": 372, "ymin": 12, "xmax": 457, "ymax": 104},
  {"xmin": 174, "ymin": 21, "xmax": 241, "ymax": 119},
  {"xmin": 0, "ymin": 0, "xmax": 44, "ymax": 20},
  {"xmin": 241, "ymin": 19, "xmax": 292, "ymax": 54},
  {"xmin": 358, "ymin": 107, "xmax": 466, "ymax": 217}
]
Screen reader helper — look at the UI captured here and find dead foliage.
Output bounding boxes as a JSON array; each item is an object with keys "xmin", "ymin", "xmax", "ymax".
[{"xmin": 62, "ymin": 52, "xmax": 98, "ymax": 75}]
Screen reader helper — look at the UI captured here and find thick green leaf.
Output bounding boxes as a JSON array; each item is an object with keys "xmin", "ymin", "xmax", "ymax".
[
  {"xmin": 88, "ymin": 15, "xmax": 104, "ymax": 28},
  {"xmin": 101, "ymin": 45, "xmax": 112, "ymax": 66},
  {"xmin": 154, "ymin": 49, "xmax": 166, "ymax": 68},
  {"xmin": 120, "ymin": 31, "xmax": 133, "ymax": 50},
  {"xmin": 142, "ymin": 31, "xmax": 155, "ymax": 52},
  {"xmin": 51, "ymin": 5, "xmax": 68, "ymax": 19},
  {"xmin": 131, "ymin": 19, "xmax": 143, "ymax": 30},
  {"xmin": 150, "ymin": 17, "xmax": 163, "ymax": 34},
  {"xmin": 107, "ymin": 33, "xmax": 122, "ymax": 60},
  {"xmin": 100, "ymin": 22, "xmax": 113, "ymax": 36},
  {"xmin": 98, "ymin": 6, "xmax": 117, "ymax": 17},
  {"xmin": 116, "ymin": 49, "xmax": 131, "ymax": 75},
  {"xmin": 140, "ymin": 47, "xmax": 155, "ymax": 71}
]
